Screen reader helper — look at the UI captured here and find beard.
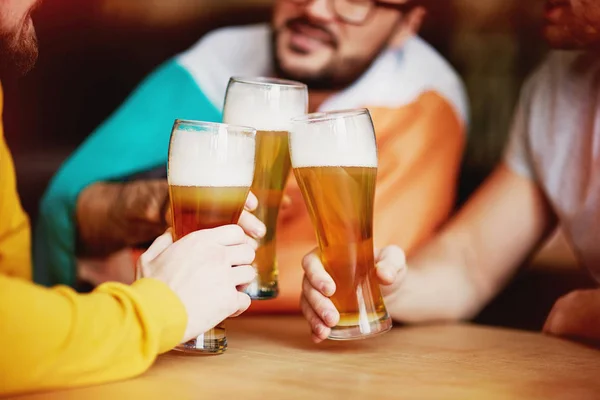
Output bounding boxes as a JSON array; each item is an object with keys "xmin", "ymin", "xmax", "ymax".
[
  {"xmin": 271, "ymin": 22, "xmax": 389, "ymax": 91},
  {"xmin": 0, "ymin": 16, "xmax": 39, "ymax": 80}
]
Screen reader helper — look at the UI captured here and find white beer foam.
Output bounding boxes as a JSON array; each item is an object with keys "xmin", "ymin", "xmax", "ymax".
[
  {"xmin": 290, "ymin": 112, "xmax": 378, "ymax": 168},
  {"xmin": 168, "ymin": 127, "xmax": 255, "ymax": 187},
  {"xmin": 223, "ymin": 79, "xmax": 307, "ymax": 131}
]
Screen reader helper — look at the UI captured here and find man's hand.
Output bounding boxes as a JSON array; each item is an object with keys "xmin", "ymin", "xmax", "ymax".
[
  {"xmin": 77, "ymin": 180, "xmax": 170, "ymax": 257},
  {"xmin": 543, "ymin": 289, "xmax": 600, "ymax": 345},
  {"xmin": 300, "ymin": 246, "xmax": 407, "ymax": 343},
  {"xmin": 238, "ymin": 191, "xmax": 267, "ymax": 240},
  {"xmin": 77, "ymin": 180, "xmax": 266, "ymax": 258},
  {"xmin": 138, "ymin": 226, "xmax": 257, "ymax": 342}
]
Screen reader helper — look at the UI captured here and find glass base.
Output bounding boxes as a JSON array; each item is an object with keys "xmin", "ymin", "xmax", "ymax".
[
  {"xmin": 173, "ymin": 325, "xmax": 227, "ymax": 354},
  {"xmin": 328, "ymin": 312, "xmax": 392, "ymax": 341},
  {"xmin": 244, "ymin": 279, "xmax": 279, "ymax": 300}
]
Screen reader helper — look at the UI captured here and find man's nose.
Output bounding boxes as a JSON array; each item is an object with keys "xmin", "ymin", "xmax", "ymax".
[{"xmin": 304, "ymin": 0, "xmax": 336, "ymax": 23}]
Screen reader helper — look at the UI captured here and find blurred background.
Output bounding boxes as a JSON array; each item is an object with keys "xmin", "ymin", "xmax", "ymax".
[{"xmin": 2, "ymin": 0, "xmax": 593, "ymax": 329}]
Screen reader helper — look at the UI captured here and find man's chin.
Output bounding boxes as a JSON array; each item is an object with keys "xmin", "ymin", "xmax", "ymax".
[{"xmin": 276, "ymin": 52, "xmax": 327, "ymax": 80}]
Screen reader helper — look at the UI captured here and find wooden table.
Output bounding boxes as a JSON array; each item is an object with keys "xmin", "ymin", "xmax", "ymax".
[{"xmin": 18, "ymin": 316, "xmax": 600, "ymax": 399}]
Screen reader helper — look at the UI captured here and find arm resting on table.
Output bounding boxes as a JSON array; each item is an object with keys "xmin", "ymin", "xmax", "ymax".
[
  {"xmin": 0, "ymin": 275, "xmax": 186, "ymax": 396},
  {"xmin": 386, "ymin": 165, "xmax": 556, "ymax": 323}
]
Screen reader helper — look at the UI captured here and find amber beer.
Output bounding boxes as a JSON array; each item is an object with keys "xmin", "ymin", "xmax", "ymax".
[
  {"xmin": 290, "ymin": 109, "xmax": 392, "ymax": 340},
  {"xmin": 167, "ymin": 119, "xmax": 256, "ymax": 354},
  {"xmin": 170, "ymin": 185, "xmax": 250, "ymax": 240},
  {"xmin": 223, "ymin": 77, "xmax": 307, "ymax": 299},
  {"xmin": 249, "ymin": 130, "xmax": 292, "ymax": 296}
]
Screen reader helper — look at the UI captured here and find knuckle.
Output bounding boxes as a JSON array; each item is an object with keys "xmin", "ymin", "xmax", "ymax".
[
  {"xmin": 312, "ymin": 296, "xmax": 327, "ymax": 313},
  {"xmin": 230, "ymin": 224, "xmax": 245, "ymax": 237},
  {"xmin": 212, "ymin": 246, "xmax": 228, "ymax": 264},
  {"xmin": 386, "ymin": 245, "xmax": 406, "ymax": 263},
  {"xmin": 189, "ymin": 229, "xmax": 208, "ymax": 242},
  {"xmin": 301, "ymin": 250, "xmax": 318, "ymax": 271},
  {"xmin": 242, "ymin": 244, "xmax": 255, "ymax": 258},
  {"xmin": 238, "ymin": 265, "xmax": 256, "ymax": 282},
  {"xmin": 309, "ymin": 315, "xmax": 323, "ymax": 331}
]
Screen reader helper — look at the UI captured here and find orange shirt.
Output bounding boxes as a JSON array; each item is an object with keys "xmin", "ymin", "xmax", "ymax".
[{"xmin": 249, "ymin": 91, "xmax": 465, "ymax": 312}]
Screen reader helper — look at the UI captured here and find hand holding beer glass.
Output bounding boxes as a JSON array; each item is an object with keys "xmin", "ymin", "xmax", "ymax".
[
  {"xmin": 168, "ymin": 119, "xmax": 256, "ymax": 354},
  {"xmin": 290, "ymin": 109, "xmax": 393, "ymax": 340},
  {"xmin": 223, "ymin": 77, "xmax": 308, "ymax": 299}
]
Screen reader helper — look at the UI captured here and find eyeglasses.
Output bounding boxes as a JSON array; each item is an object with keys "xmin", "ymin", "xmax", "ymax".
[{"xmin": 286, "ymin": 0, "xmax": 416, "ymax": 25}]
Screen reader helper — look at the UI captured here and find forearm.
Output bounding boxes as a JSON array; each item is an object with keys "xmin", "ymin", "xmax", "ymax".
[
  {"xmin": 386, "ymin": 234, "xmax": 485, "ymax": 323},
  {"xmin": 76, "ymin": 182, "xmax": 130, "ymax": 257},
  {"xmin": 76, "ymin": 181, "xmax": 167, "ymax": 258},
  {"xmin": 385, "ymin": 166, "xmax": 556, "ymax": 324}
]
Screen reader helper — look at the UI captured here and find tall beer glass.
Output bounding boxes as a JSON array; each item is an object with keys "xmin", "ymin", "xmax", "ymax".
[
  {"xmin": 168, "ymin": 119, "xmax": 256, "ymax": 354},
  {"xmin": 223, "ymin": 77, "xmax": 308, "ymax": 299},
  {"xmin": 290, "ymin": 109, "xmax": 392, "ymax": 340}
]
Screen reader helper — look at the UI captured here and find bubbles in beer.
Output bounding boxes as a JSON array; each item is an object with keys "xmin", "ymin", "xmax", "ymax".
[
  {"xmin": 168, "ymin": 126, "xmax": 255, "ymax": 187},
  {"xmin": 290, "ymin": 110, "xmax": 378, "ymax": 168},
  {"xmin": 223, "ymin": 78, "xmax": 308, "ymax": 131}
]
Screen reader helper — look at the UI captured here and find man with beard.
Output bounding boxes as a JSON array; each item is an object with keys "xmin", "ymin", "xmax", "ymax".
[
  {"xmin": 302, "ymin": 0, "xmax": 600, "ymax": 346},
  {"xmin": 0, "ymin": 0, "xmax": 262, "ymax": 395},
  {"xmin": 37, "ymin": 0, "xmax": 467, "ymax": 311}
]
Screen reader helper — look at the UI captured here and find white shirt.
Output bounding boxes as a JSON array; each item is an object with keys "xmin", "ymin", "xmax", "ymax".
[
  {"xmin": 505, "ymin": 50, "xmax": 600, "ymax": 281},
  {"xmin": 176, "ymin": 24, "xmax": 468, "ymax": 123}
]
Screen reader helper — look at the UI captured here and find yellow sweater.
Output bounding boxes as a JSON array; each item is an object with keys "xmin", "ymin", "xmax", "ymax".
[{"xmin": 0, "ymin": 83, "xmax": 187, "ymax": 396}]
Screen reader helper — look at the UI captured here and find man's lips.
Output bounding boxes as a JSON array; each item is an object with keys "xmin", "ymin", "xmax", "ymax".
[{"xmin": 287, "ymin": 21, "xmax": 336, "ymax": 52}]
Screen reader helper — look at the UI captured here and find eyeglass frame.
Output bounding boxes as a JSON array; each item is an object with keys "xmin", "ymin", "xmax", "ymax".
[{"xmin": 284, "ymin": 0, "xmax": 419, "ymax": 26}]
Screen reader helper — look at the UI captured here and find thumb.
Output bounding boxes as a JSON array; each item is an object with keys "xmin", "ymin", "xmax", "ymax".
[
  {"xmin": 140, "ymin": 229, "xmax": 174, "ymax": 266},
  {"xmin": 375, "ymin": 246, "xmax": 406, "ymax": 285}
]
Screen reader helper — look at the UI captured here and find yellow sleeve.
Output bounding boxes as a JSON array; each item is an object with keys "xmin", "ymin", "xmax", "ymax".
[
  {"xmin": 0, "ymin": 276, "xmax": 186, "ymax": 396},
  {"xmin": 371, "ymin": 91, "xmax": 466, "ymax": 254},
  {"xmin": 0, "ymin": 91, "xmax": 31, "ymax": 280}
]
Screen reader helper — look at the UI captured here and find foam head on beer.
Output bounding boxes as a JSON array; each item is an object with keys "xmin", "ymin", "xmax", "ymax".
[
  {"xmin": 223, "ymin": 77, "xmax": 308, "ymax": 131},
  {"xmin": 168, "ymin": 120, "xmax": 256, "ymax": 188},
  {"xmin": 289, "ymin": 109, "xmax": 378, "ymax": 168}
]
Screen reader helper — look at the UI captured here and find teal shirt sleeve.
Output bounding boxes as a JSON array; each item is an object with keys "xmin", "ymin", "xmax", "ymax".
[{"xmin": 34, "ymin": 59, "xmax": 221, "ymax": 286}]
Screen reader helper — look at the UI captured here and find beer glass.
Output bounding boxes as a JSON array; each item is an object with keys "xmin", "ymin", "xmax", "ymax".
[
  {"xmin": 223, "ymin": 77, "xmax": 308, "ymax": 299},
  {"xmin": 168, "ymin": 119, "xmax": 256, "ymax": 354},
  {"xmin": 289, "ymin": 109, "xmax": 392, "ymax": 340}
]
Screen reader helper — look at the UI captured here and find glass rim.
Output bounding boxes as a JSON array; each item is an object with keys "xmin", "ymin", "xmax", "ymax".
[
  {"xmin": 173, "ymin": 119, "xmax": 256, "ymax": 136},
  {"xmin": 229, "ymin": 76, "xmax": 308, "ymax": 90},
  {"xmin": 291, "ymin": 108, "xmax": 369, "ymax": 124}
]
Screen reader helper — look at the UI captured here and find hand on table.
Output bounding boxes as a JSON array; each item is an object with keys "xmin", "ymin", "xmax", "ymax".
[
  {"xmin": 543, "ymin": 288, "xmax": 600, "ymax": 346},
  {"xmin": 300, "ymin": 246, "xmax": 407, "ymax": 343}
]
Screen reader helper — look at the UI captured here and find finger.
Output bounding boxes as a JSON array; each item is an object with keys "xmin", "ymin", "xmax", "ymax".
[
  {"xmin": 201, "ymin": 225, "xmax": 247, "ymax": 246},
  {"xmin": 375, "ymin": 246, "xmax": 406, "ymax": 286},
  {"xmin": 238, "ymin": 210, "xmax": 266, "ymax": 239},
  {"xmin": 300, "ymin": 294, "xmax": 330, "ymax": 343},
  {"xmin": 245, "ymin": 235, "xmax": 259, "ymax": 251},
  {"xmin": 231, "ymin": 265, "xmax": 257, "ymax": 287},
  {"xmin": 302, "ymin": 250, "xmax": 336, "ymax": 297},
  {"xmin": 303, "ymin": 276, "xmax": 339, "ymax": 328},
  {"xmin": 543, "ymin": 306, "xmax": 560, "ymax": 334},
  {"xmin": 230, "ymin": 292, "xmax": 252, "ymax": 317},
  {"xmin": 226, "ymin": 244, "xmax": 256, "ymax": 266},
  {"xmin": 139, "ymin": 229, "xmax": 173, "ymax": 265},
  {"xmin": 245, "ymin": 191, "xmax": 259, "ymax": 212}
]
